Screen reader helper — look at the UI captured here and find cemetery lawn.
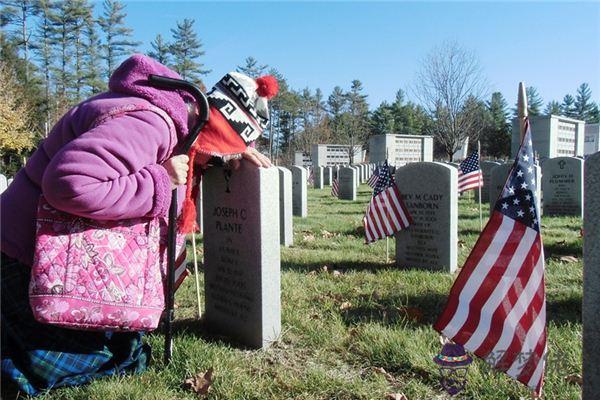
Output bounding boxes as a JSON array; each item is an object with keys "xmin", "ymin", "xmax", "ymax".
[{"xmin": 37, "ymin": 186, "xmax": 582, "ymax": 400}]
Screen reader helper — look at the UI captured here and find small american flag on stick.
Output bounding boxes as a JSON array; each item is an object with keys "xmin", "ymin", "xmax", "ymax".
[
  {"xmin": 434, "ymin": 118, "xmax": 546, "ymax": 394},
  {"xmin": 458, "ymin": 150, "xmax": 483, "ymax": 193},
  {"xmin": 331, "ymin": 177, "xmax": 339, "ymax": 197},
  {"xmin": 363, "ymin": 162, "xmax": 412, "ymax": 244},
  {"xmin": 367, "ymin": 166, "xmax": 380, "ymax": 188}
]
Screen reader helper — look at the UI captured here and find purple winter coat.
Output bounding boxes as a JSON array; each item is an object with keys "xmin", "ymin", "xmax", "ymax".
[{"xmin": 1, "ymin": 54, "xmax": 192, "ymax": 266}]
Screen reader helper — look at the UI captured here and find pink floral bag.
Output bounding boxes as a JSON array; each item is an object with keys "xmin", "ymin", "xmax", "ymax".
[{"xmin": 29, "ymin": 196, "xmax": 187, "ymax": 332}]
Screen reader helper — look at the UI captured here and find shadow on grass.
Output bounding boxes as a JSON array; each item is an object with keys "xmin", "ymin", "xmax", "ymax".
[
  {"xmin": 169, "ymin": 318, "xmax": 259, "ymax": 350},
  {"xmin": 544, "ymin": 240, "xmax": 583, "ymax": 258},
  {"xmin": 340, "ymin": 291, "xmax": 582, "ymax": 328},
  {"xmin": 459, "ymin": 228, "xmax": 485, "ymax": 236},
  {"xmin": 282, "ymin": 260, "xmax": 395, "ymax": 273}
]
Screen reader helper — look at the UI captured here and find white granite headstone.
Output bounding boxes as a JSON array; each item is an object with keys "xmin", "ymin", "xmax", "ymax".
[
  {"xmin": 202, "ymin": 162, "xmax": 281, "ymax": 348},
  {"xmin": 395, "ymin": 162, "xmax": 458, "ymax": 273},
  {"xmin": 583, "ymin": 152, "xmax": 600, "ymax": 399},
  {"xmin": 338, "ymin": 167, "xmax": 357, "ymax": 200},
  {"xmin": 291, "ymin": 166, "xmax": 307, "ymax": 217},
  {"xmin": 541, "ymin": 157, "xmax": 584, "ymax": 217},
  {"xmin": 323, "ymin": 167, "xmax": 333, "ymax": 186},
  {"xmin": 314, "ymin": 166, "xmax": 324, "ymax": 189},
  {"xmin": 277, "ymin": 167, "xmax": 293, "ymax": 247}
]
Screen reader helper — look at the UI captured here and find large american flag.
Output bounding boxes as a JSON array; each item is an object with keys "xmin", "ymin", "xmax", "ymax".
[
  {"xmin": 434, "ymin": 119, "xmax": 546, "ymax": 394},
  {"xmin": 363, "ymin": 162, "xmax": 412, "ymax": 244},
  {"xmin": 458, "ymin": 150, "xmax": 483, "ymax": 193},
  {"xmin": 331, "ymin": 177, "xmax": 339, "ymax": 197},
  {"xmin": 367, "ymin": 166, "xmax": 380, "ymax": 188}
]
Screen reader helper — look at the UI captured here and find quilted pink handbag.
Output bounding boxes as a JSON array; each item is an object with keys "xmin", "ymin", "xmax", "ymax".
[{"xmin": 29, "ymin": 196, "xmax": 187, "ymax": 332}]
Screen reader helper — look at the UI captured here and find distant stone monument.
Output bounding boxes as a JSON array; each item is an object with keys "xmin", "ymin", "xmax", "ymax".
[
  {"xmin": 583, "ymin": 152, "xmax": 600, "ymax": 399},
  {"xmin": 202, "ymin": 162, "xmax": 281, "ymax": 348},
  {"xmin": 290, "ymin": 166, "xmax": 308, "ymax": 217},
  {"xmin": 323, "ymin": 166, "xmax": 333, "ymax": 186},
  {"xmin": 277, "ymin": 167, "xmax": 293, "ymax": 246},
  {"xmin": 338, "ymin": 167, "xmax": 357, "ymax": 200},
  {"xmin": 314, "ymin": 166, "xmax": 324, "ymax": 189},
  {"xmin": 395, "ymin": 162, "xmax": 458, "ymax": 273},
  {"xmin": 475, "ymin": 161, "xmax": 501, "ymax": 203},
  {"xmin": 489, "ymin": 163, "xmax": 513, "ymax": 215},
  {"xmin": 541, "ymin": 157, "xmax": 584, "ymax": 217}
]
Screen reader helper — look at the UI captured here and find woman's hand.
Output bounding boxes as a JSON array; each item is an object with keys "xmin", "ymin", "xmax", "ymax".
[
  {"xmin": 162, "ymin": 155, "xmax": 189, "ymax": 189},
  {"xmin": 229, "ymin": 147, "xmax": 272, "ymax": 170}
]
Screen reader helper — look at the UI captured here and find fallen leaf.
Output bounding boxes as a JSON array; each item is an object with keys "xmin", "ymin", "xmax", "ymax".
[
  {"xmin": 555, "ymin": 239, "xmax": 566, "ymax": 246},
  {"xmin": 339, "ymin": 301, "xmax": 352, "ymax": 311},
  {"xmin": 559, "ymin": 255, "xmax": 579, "ymax": 263},
  {"xmin": 373, "ymin": 367, "xmax": 395, "ymax": 383},
  {"xmin": 303, "ymin": 234, "xmax": 315, "ymax": 242},
  {"xmin": 332, "ymin": 270, "xmax": 342, "ymax": 277},
  {"xmin": 397, "ymin": 306, "xmax": 424, "ymax": 322},
  {"xmin": 309, "ymin": 313, "xmax": 320, "ymax": 320},
  {"xmin": 307, "ymin": 270, "xmax": 317, "ymax": 276},
  {"xmin": 321, "ymin": 230, "xmax": 335, "ymax": 238},
  {"xmin": 348, "ymin": 328, "xmax": 359, "ymax": 338},
  {"xmin": 564, "ymin": 373, "xmax": 582, "ymax": 386},
  {"xmin": 184, "ymin": 367, "xmax": 214, "ymax": 396},
  {"xmin": 386, "ymin": 394, "xmax": 407, "ymax": 400},
  {"xmin": 321, "ymin": 265, "xmax": 329, "ymax": 273},
  {"xmin": 579, "ymin": 228, "xmax": 584, "ymax": 238}
]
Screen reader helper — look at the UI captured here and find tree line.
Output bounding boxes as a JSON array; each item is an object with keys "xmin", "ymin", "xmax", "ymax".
[{"xmin": 1, "ymin": 2, "xmax": 598, "ymax": 175}]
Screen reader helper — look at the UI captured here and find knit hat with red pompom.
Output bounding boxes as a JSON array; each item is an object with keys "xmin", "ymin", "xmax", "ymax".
[{"xmin": 179, "ymin": 72, "xmax": 279, "ymax": 233}]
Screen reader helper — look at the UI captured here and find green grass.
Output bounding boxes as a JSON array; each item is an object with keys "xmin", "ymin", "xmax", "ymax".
[{"xmin": 34, "ymin": 185, "xmax": 583, "ymax": 399}]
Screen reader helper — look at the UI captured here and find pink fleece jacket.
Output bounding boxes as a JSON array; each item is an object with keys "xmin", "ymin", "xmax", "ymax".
[{"xmin": 1, "ymin": 54, "xmax": 191, "ymax": 266}]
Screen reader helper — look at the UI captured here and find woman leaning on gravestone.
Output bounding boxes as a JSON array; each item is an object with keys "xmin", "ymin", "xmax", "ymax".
[{"xmin": 0, "ymin": 54, "xmax": 276, "ymax": 396}]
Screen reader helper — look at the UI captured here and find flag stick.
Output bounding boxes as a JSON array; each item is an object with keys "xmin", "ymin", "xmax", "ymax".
[
  {"xmin": 478, "ymin": 140, "xmax": 483, "ymax": 231},
  {"xmin": 191, "ymin": 231, "xmax": 202, "ymax": 318},
  {"xmin": 518, "ymin": 82, "xmax": 528, "ymax": 140},
  {"xmin": 386, "ymin": 236, "xmax": 390, "ymax": 263}
]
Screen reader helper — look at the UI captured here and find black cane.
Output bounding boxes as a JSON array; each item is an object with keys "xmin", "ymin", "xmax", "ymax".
[{"xmin": 148, "ymin": 75, "xmax": 209, "ymax": 365}]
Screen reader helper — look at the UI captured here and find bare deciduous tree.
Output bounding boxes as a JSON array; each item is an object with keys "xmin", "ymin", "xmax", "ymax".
[{"xmin": 414, "ymin": 42, "xmax": 488, "ymax": 160}]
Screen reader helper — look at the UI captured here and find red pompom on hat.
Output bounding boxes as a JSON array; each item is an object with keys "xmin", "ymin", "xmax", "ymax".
[{"xmin": 178, "ymin": 72, "xmax": 279, "ymax": 233}]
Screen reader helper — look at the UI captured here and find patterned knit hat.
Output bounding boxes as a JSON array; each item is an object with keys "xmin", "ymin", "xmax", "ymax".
[{"xmin": 179, "ymin": 72, "xmax": 279, "ymax": 233}]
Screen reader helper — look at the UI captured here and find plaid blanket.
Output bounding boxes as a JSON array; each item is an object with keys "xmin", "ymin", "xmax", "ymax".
[{"xmin": 1, "ymin": 253, "xmax": 151, "ymax": 397}]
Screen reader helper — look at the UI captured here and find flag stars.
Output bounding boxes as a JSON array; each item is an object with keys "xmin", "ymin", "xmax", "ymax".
[
  {"xmin": 513, "ymin": 198, "xmax": 520, "ymax": 205},
  {"xmin": 521, "ymin": 182, "xmax": 528, "ymax": 189},
  {"xmin": 517, "ymin": 210, "xmax": 525, "ymax": 218},
  {"xmin": 508, "ymin": 186, "xmax": 515, "ymax": 194},
  {"xmin": 517, "ymin": 170, "xmax": 524, "ymax": 177},
  {"xmin": 523, "ymin": 154, "xmax": 529, "ymax": 162},
  {"xmin": 529, "ymin": 206, "xmax": 535, "ymax": 214},
  {"xmin": 502, "ymin": 202, "xmax": 508, "ymax": 210},
  {"xmin": 525, "ymin": 194, "xmax": 531, "ymax": 201},
  {"xmin": 527, "ymin": 166, "xmax": 533, "ymax": 174}
]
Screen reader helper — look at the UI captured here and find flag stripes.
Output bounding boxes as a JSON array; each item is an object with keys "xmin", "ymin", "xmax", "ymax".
[
  {"xmin": 458, "ymin": 170, "xmax": 484, "ymax": 192},
  {"xmin": 434, "ymin": 119, "xmax": 546, "ymax": 394},
  {"xmin": 363, "ymin": 185, "xmax": 411, "ymax": 243},
  {"xmin": 331, "ymin": 178, "xmax": 339, "ymax": 197}
]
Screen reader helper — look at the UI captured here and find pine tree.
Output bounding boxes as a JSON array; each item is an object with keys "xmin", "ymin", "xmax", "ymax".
[
  {"xmin": 0, "ymin": 0, "xmax": 38, "ymax": 82},
  {"xmin": 482, "ymin": 92, "xmax": 510, "ymax": 158},
  {"xmin": 544, "ymin": 100, "xmax": 561, "ymax": 116},
  {"xmin": 32, "ymin": 0, "xmax": 54, "ymax": 126},
  {"xmin": 371, "ymin": 102, "xmax": 395, "ymax": 136},
  {"xmin": 69, "ymin": 0, "xmax": 92, "ymax": 101},
  {"xmin": 98, "ymin": 0, "xmax": 138, "ymax": 79},
  {"xmin": 574, "ymin": 83, "xmax": 595, "ymax": 122},
  {"xmin": 170, "ymin": 18, "xmax": 210, "ymax": 84},
  {"xmin": 340, "ymin": 80, "xmax": 369, "ymax": 163},
  {"xmin": 148, "ymin": 34, "xmax": 170, "ymax": 65},
  {"xmin": 82, "ymin": 10, "xmax": 104, "ymax": 95},
  {"xmin": 49, "ymin": 0, "xmax": 75, "ymax": 98},
  {"xmin": 561, "ymin": 94, "xmax": 576, "ymax": 118},
  {"xmin": 236, "ymin": 56, "xmax": 267, "ymax": 78}
]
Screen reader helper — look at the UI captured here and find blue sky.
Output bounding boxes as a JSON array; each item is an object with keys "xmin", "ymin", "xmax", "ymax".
[{"xmin": 114, "ymin": 1, "xmax": 599, "ymax": 109}]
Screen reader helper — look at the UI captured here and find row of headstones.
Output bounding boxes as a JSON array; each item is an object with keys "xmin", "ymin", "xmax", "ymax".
[
  {"xmin": 196, "ymin": 161, "xmax": 375, "ymax": 350},
  {"xmin": 446, "ymin": 157, "xmax": 584, "ymax": 218},
  {"xmin": 308, "ymin": 163, "xmax": 377, "ymax": 189}
]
